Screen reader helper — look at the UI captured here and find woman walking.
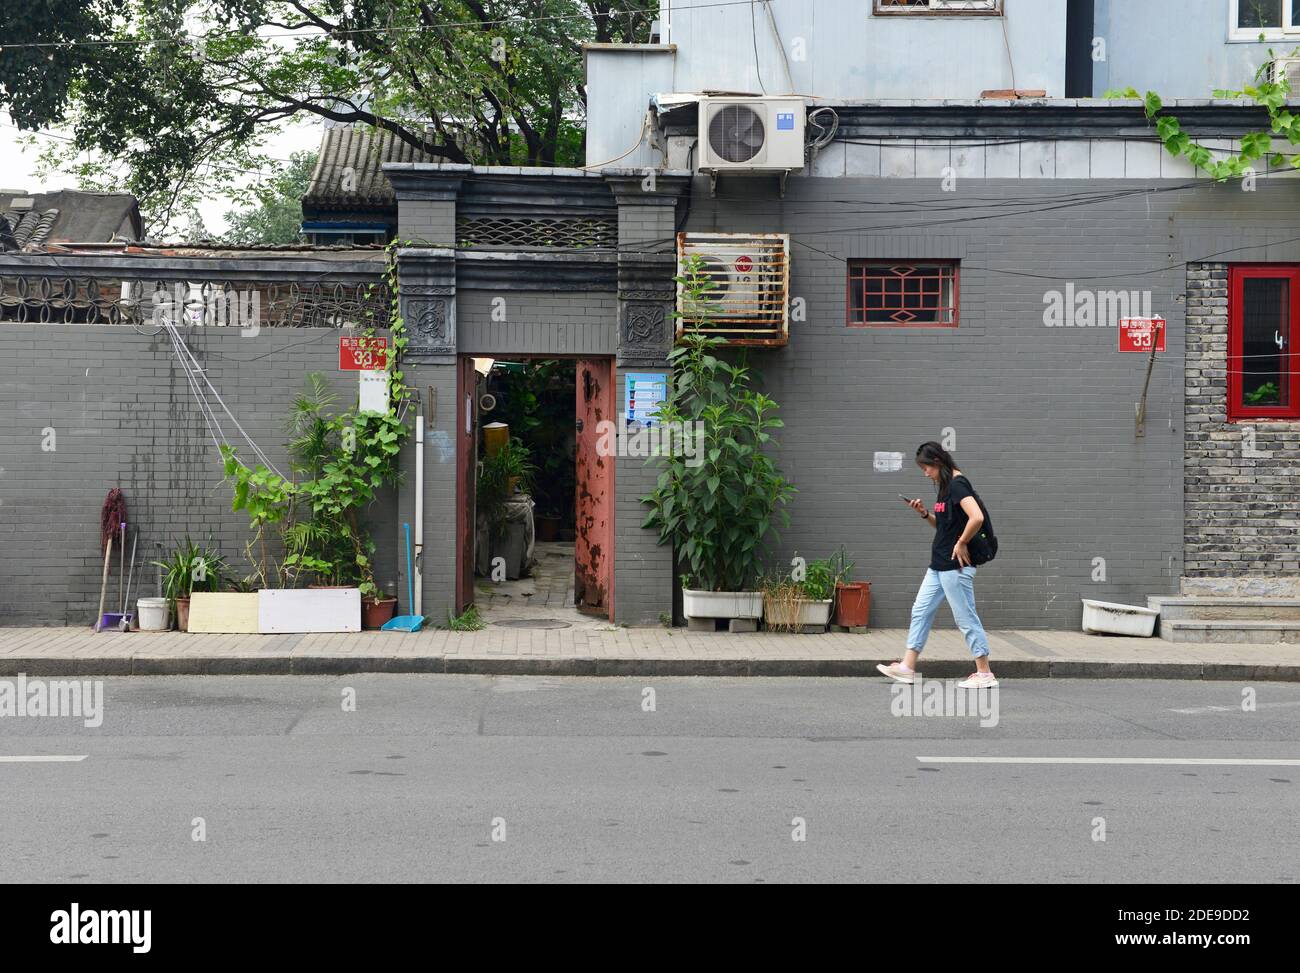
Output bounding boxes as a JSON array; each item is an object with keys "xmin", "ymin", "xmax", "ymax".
[{"xmin": 878, "ymin": 442, "xmax": 997, "ymax": 689}]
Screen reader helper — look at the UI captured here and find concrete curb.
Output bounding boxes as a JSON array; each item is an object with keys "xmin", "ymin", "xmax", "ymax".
[{"xmin": 0, "ymin": 656, "xmax": 1298, "ymax": 680}]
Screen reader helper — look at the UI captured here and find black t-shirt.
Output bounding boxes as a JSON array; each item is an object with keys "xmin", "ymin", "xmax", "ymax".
[{"xmin": 930, "ymin": 474, "xmax": 976, "ymax": 572}]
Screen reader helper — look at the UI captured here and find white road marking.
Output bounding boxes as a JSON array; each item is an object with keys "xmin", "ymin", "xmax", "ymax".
[
  {"xmin": 0, "ymin": 755, "xmax": 87, "ymax": 763},
  {"xmin": 918, "ymin": 756, "xmax": 1300, "ymax": 766},
  {"xmin": 1169, "ymin": 700, "xmax": 1300, "ymax": 715}
]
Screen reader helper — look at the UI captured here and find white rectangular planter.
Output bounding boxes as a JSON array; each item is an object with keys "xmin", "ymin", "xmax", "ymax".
[
  {"xmin": 764, "ymin": 598, "xmax": 833, "ymax": 631},
  {"xmin": 258, "ymin": 588, "xmax": 361, "ymax": 634},
  {"xmin": 1081, "ymin": 598, "xmax": 1158, "ymax": 637},
  {"xmin": 187, "ymin": 592, "xmax": 260, "ymax": 634},
  {"xmin": 682, "ymin": 589, "xmax": 763, "ymax": 620}
]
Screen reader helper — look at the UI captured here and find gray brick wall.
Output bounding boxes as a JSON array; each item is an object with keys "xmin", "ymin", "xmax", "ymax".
[
  {"xmin": 458, "ymin": 290, "xmax": 618, "ymax": 356},
  {"xmin": 0, "ymin": 324, "xmax": 399, "ymax": 626},
  {"xmin": 399, "ymin": 199, "xmax": 456, "ymax": 246},
  {"xmin": 674, "ymin": 176, "xmax": 1300, "ymax": 628},
  {"xmin": 684, "ymin": 175, "xmax": 1244, "ymax": 630},
  {"xmin": 1185, "ymin": 262, "xmax": 1300, "ymax": 576}
]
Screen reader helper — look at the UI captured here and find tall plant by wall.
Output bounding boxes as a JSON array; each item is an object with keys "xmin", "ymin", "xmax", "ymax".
[
  {"xmin": 640, "ymin": 256, "xmax": 796, "ymax": 592},
  {"xmin": 221, "ymin": 244, "xmax": 412, "ymax": 595}
]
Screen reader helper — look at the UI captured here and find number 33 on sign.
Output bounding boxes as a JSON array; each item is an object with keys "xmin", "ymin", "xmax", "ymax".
[
  {"xmin": 1118, "ymin": 317, "xmax": 1166, "ymax": 353},
  {"xmin": 339, "ymin": 336, "xmax": 389, "ymax": 370}
]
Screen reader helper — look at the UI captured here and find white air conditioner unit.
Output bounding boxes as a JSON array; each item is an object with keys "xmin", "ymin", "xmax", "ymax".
[
  {"xmin": 697, "ymin": 97, "xmax": 805, "ymax": 189},
  {"xmin": 676, "ymin": 232, "xmax": 790, "ymax": 346},
  {"xmin": 1271, "ymin": 57, "xmax": 1300, "ymax": 89}
]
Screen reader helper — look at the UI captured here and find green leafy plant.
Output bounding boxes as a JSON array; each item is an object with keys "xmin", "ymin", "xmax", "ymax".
[
  {"xmin": 477, "ymin": 437, "xmax": 537, "ymax": 539},
  {"xmin": 221, "ymin": 371, "xmax": 408, "ymax": 596},
  {"xmin": 640, "ymin": 255, "xmax": 796, "ymax": 593},
  {"xmin": 1245, "ymin": 380, "xmax": 1280, "ymax": 404},
  {"xmin": 445, "ymin": 605, "xmax": 486, "ymax": 631},
  {"xmin": 802, "ymin": 559, "xmax": 836, "ymax": 601},
  {"xmin": 152, "ymin": 537, "xmax": 226, "ymax": 607},
  {"xmin": 1104, "ymin": 51, "xmax": 1300, "ymax": 181},
  {"xmin": 828, "ymin": 545, "xmax": 856, "ymax": 587}
]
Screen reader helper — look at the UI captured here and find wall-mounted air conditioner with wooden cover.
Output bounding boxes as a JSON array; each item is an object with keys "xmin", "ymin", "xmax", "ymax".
[
  {"xmin": 676, "ymin": 232, "xmax": 790, "ymax": 347},
  {"xmin": 1270, "ymin": 57, "xmax": 1300, "ymax": 88}
]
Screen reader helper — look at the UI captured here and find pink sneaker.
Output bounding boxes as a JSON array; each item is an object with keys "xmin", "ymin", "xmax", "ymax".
[
  {"xmin": 957, "ymin": 671, "xmax": 998, "ymax": 689},
  {"xmin": 876, "ymin": 661, "xmax": 916, "ymax": 685}
]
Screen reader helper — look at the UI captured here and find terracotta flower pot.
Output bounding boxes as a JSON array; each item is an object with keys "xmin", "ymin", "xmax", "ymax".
[
  {"xmin": 175, "ymin": 596, "xmax": 191, "ymax": 632},
  {"xmin": 834, "ymin": 582, "xmax": 871, "ymax": 628},
  {"xmin": 362, "ymin": 596, "xmax": 398, "ymax": 630}
]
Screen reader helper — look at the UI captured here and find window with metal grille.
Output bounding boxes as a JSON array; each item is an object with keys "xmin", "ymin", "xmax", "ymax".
[
  {"xmin": 456, "ymin": 216, "xmax": 617, "ymax": 249},
  {"xmin": 847, "ymin": 261, "xmax": 959, "ymax": 328},
  {"xmin": 873, "ymin": 0, "xmax": 1002, "ymax": 15}
]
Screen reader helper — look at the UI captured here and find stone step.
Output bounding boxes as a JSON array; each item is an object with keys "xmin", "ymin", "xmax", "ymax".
[
  {"xmin": 1149, "ymin": 595, "xmax": 1300, "ymax": 622},
  {"xmin": 1160, "ymin": 619, "xmax": 1300, "ymax": 644},
  {"xmin": 1180, "ymin": 576, "xmax": 1300, "ymax": 598}
]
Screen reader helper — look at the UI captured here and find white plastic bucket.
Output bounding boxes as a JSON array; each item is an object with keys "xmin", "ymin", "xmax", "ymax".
[{"xmin": 137, "ymin": 597, "xmax": 169, "ymax": 631}]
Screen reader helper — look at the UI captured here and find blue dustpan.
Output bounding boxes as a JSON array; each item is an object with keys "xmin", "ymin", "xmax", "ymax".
[{"xmin": 382, "ymin": 523, "xmax": 424, "ymax": 632}]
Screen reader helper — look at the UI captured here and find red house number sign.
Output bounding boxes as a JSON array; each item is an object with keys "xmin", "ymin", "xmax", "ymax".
[
  {"xmin": 339, "ymin": 335, "xmax": 389, "ymax": 370},
  {"xmin": 1119, "ymin": 317, "xmax": 1166, "ymax": 353}
]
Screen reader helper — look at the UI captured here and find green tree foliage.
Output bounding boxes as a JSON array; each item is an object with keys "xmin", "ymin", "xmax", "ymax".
[
  {"xmin": 222, "ymin": 150, "xmax": 317, "ymax": 245},
  {"xmin": 0, "ymin": 1, "xmax": 655, "ymax": 234}
]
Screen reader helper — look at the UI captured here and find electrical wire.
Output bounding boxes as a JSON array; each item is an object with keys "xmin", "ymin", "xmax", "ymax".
[
  {"xmin": 749, "ymin": 1, "xmax": 766, "ymax": 95},
  {"xmin": 0, "ymin": 0, "xmax": 729, "ymax": 51}
]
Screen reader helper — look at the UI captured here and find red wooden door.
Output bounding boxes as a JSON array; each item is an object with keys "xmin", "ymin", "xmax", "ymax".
[
  {"xmin": 574, "ymin": 358, "xmax": 615, "ymax": 620},
  {"xmin": 455, "ymin": 356, "xmax": 477, "ymax": 613}
]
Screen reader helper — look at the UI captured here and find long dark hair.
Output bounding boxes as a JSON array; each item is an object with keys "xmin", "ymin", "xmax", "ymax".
[{"xmin": 916, "ymin": 442, "xmax": 959, "ymax": 499}]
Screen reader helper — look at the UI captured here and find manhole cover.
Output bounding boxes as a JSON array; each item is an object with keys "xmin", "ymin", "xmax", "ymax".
[{"xmin": 492, "ymin": 619, "xmax": 572, "ymax": 630}]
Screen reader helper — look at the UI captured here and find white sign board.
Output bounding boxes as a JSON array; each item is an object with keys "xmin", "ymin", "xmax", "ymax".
[
  {"xmin": 358, "ymin": 369, "xmax": 389, "ymax": 414},
  {"xmin": 873, "ymin": 451, "xmax": 904, "ymax": 472}
]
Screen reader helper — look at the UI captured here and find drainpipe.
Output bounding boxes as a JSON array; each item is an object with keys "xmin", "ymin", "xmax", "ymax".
[{"xmin": 414, "ymin": 411, "xmax": 424, "ymax": 616}]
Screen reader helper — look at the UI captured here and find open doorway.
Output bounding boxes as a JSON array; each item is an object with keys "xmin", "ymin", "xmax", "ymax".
[{"xmin": 456, "ymin": 355, "xmax": 614, "ymax": 628}]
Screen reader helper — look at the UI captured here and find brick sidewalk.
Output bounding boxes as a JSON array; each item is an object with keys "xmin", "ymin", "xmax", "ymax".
[{"xmin": 0, "ymin": 625, "xmax": 1295, "ymax": 679}]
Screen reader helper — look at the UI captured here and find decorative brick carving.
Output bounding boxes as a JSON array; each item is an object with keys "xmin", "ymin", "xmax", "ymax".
[{"xmin": 620, "ymin": 301, "xmax": 671, "ymax": 363}]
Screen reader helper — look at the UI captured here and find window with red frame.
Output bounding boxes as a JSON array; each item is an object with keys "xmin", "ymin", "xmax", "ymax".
[
  {"xmin": 847, "ymin": 261, "xmax": 959, "ymax": 327},
  {"xmin": 1229, "ymin": 265, "xmax": 1300, "ymax": 421}
]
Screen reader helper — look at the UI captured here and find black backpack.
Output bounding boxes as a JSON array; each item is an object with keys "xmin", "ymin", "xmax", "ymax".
[{"xmin": 968, "ymin": 487, "xmax": 998, "ymax": 565}]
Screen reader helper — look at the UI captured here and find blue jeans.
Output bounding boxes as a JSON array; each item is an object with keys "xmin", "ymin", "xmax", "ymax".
[{"xmin": 906, "ymin": 567, "xmax": 990, "ymax": 659}]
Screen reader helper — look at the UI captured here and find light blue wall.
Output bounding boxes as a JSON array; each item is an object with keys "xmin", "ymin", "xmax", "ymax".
[
  {"xmin": 586, "ymin": 48, "xmax": 675, "ymax": 169},
  {"xmin": 1094, "ymin": 0, "xmax": 1279, "ymax": 97},
  {"xmin": 658, "ymin": 0, "xmax": 1067, "ymax": 99}
]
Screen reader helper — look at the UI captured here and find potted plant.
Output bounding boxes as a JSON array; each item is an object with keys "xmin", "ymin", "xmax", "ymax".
[
  {"xmin": 830, "ymin": 546, "xmax": 871, "ymax": 629},
  {"xmin": 476, "ymin": 436, "xmax": 537, "ymax": 577},
  {"xmin": 641, "ymin": 256, "xmax": 796, "ymax": 622},
  {"xmin": 153, "ymin": 537, "xmax": 226, "ymax": 631},
  {"xmin": 762, "ymin": 557, "xmax": 835, "ymax": 633}
]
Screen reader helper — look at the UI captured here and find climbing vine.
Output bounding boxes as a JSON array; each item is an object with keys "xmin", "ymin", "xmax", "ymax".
[
  {"xmin": 1107, "ymin": 50, "xmax": 1300, "ymax": 181},
  {"xmin": 220, "ymin": 240, "xmax": 414, "ymax": 596}
]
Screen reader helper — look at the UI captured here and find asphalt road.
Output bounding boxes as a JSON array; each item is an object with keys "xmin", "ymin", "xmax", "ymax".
[{"xmin": 1, "ymin": 675, "xmax": 1298, "ymax": 883}]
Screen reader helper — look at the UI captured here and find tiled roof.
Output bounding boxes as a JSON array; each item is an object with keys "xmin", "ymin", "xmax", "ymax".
[
  {"xmin": 0, "ymin": 190, "xmax": 142, "ymax": 250},
  {"xmin": 303, "ymin": 125, "xmax": 441, "ymax": 209}
]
